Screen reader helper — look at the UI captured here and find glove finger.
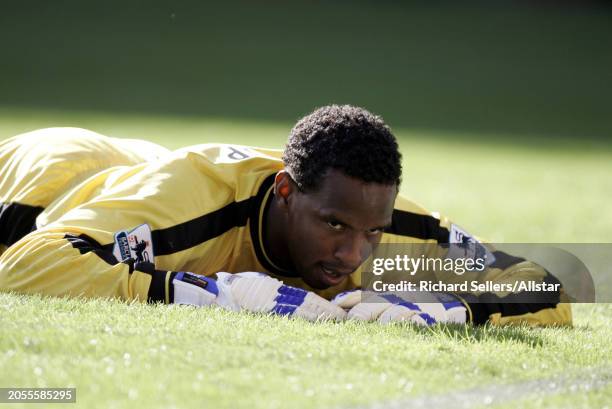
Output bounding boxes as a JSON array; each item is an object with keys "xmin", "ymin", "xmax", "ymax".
[
  {"xmin": 410, "ymin": 312, "xmax": 437, "ymax": 326},
  {"xmin": 377, "ymin": 304, "xmax": 419, "ymax": 324},
  {"xmin": 229, "ymin": 276, "xmax": 283, "ymax": 312},
  {"xmin": 414, "ymin": 302, "xmax": 448, "ymax": 323},
  {"xmin": 331, "ymin": 290, "xmax": 362, "ymax": 309},
  {"xmin": 443, "ymin": 303, "xmax": 467, "ymax": 323},
  {"xmin": 348, "ymin": 302, "xmax": 394, "ymax": 321},
  {"xmin": 295, "ymin": 292, "xmax": 347, "ymax": 321}
]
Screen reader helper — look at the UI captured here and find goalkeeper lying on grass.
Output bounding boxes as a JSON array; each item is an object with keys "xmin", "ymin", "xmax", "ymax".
[{"xmin": 0, "ymin": 105, "xmax": 571, "ymax": 326}]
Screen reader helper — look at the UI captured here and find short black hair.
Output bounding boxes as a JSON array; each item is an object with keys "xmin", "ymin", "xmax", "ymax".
[{"xmin": 283, "ymin": 105, "xmax": 402, "ymax": 192}]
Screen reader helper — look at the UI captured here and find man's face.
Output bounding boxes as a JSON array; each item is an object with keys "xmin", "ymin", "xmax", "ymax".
[{"xmin": 284, "ymin": 169, "xmax": 397, "ymax": 289}]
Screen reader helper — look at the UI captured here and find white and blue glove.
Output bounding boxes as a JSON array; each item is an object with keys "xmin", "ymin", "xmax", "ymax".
[
  {"xmin": 215, "ymin": 272, "xmax": 347, "ymax": 321},
  {"xmin": 332, "ymin": 290, "xmax": 467, "ymax": 325},
  {"xmin": 172, "ymin": 272, "xmax": 219, "ymax": 306}
]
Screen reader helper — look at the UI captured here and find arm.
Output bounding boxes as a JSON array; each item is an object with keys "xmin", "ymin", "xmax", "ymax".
[
  {"xmin": 377, "ymin": 195, "xmax": 572, "ymax": 326},
  {"xmin": 0, "ymin": 148, "xmax": 345, "ymax": 320},
  {"xmin": 0, "ymin": 151, "xmax": 236, "ymax": 303},
  {"xmin": 0, "ymin": 229, "xmax": 166, "ymax": 302}
]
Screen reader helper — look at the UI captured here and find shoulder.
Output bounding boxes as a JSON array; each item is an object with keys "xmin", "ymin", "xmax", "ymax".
[
  {"xmin": 383, "ymin": 193, "xmax": 450, "ymax": 243},
  {"xmin": 172, "ymin": 143, "xmax": 283, "ymax": 164}
]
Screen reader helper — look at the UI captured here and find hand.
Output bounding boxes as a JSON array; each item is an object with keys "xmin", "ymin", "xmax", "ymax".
[
  {"xmin": 172, "ymin": 272, "xmax": 219, "ymax": 306},
  {"xmin": 215, "ymin": 272, "xmax": 346, "ymax": 321},
  {"xmin": 332, "ymin": 290, "xmax": 467, "ymax": 325}
]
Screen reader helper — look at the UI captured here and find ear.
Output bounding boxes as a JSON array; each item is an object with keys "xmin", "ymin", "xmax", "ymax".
[{"xmin": 273, "ymin": 170, "xmax": 296, "ymax": 207}]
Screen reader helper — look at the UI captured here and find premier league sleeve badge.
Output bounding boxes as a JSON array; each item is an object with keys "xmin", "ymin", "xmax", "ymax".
[{"xmin": 112, "ymin": 223, "xmax": 155, "ymax": 263}]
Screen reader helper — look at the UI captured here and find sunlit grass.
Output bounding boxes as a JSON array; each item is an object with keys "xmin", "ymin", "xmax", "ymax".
[{"xmin": 1, "ymin": 108, "xmax": 611, "ymax": 408}]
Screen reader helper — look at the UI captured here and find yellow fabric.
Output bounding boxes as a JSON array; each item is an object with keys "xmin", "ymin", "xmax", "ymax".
[
  {"xmin": 0, "ymin": 128, "xmax": 572, "ymax": 326},
  {"xmin": 489, "ymin": 303, "xmax": 573, "ymax": 327},
  {"xmin": 0, "ymin": 129, "xmax": 285, "ymax": 302},
  {"xmin": 0, "ymin": 127, "xmax": 169, "ymax": 207}
]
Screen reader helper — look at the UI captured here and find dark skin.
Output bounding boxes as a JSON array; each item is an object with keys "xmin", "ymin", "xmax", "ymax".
[{"xmin": 265, "ymin": 169, "xmax": 398, "ymax": 290}]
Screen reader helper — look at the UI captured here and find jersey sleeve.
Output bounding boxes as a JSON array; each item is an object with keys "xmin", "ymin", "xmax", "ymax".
[
  {"xmin": 0, "ymin": 149, "xmax": 244, "ymax": 304},
  {"xmin": 374, "ymin": 194, "xmax": 572, "ymax": 327},
  {"xmin": 0, "ymin": 229, "xmax": 171, "ymax": 302}
]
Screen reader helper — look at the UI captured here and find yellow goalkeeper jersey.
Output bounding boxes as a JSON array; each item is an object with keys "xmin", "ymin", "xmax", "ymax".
[{"xmin": 0, "ymin": 127, "xmax": 571, "ymax": 326}]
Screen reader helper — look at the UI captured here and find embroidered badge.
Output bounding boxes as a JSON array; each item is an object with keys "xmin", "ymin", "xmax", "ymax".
[
  {"xmin": 112, "ymin": 223, "xmax": 155, "ymax": 263},
  {"xmin": 447, "ymin": 224, "xmax": 496, "ymax": 267}
]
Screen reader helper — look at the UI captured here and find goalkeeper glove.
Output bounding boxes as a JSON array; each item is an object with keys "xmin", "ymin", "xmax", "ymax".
[
  {"xmin": 215, "ymin": 272, "xmax": 347, "ymax": 321},
  {"xmin": 172, "ymin": 272, "xmax": 219, "ymax": 306},
  {"xmin": 332, "ymin": 290, "xmax": 467, "ymax": 325}
]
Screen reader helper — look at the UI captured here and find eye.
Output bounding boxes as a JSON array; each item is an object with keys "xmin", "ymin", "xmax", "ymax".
[
  {"xmin": 327, "ymin": 220, "xmax": 344, "ymax": 231},
  {"xmin": 366, "ymin": 228, "xmax": 383, "ymax": 236}
]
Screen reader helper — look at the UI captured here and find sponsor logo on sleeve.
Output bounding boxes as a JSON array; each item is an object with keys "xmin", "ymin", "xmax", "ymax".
[
  {"xmin": 447, "ymin": 224, "xmax": 496, "ymax": 267},
  {"xmin": 113, "ymin": 223, "xmax": 155, "ymax": 263}
]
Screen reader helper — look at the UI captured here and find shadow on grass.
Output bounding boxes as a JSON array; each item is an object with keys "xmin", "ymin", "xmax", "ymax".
[{"xmin": 412, "ymin": 323, "xmax": 547, "ymax": 348}]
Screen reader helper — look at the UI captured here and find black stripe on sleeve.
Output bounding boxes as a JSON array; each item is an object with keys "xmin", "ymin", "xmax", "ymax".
[
  {"xmin": 385, "ymin": 209, "xmax": 450, "ymax": 243},
  {"xmin": 93, "ymin": 173, "xmax": 275, "ymax": 262},
  {"xmin": 0, "ymin": 202, "xmax": 44, "ymax": 247},
  {"xmin": 99, "ymin": 179, "xmax": 275, "ymax": 257},
  {"xmin": 489, "ymin": 251, "xmax": 527, "ymax": 270},
  {"xmin": 468, "ymin": 300, "xmax": 560, "ymax": 325},
  {"xmin": 63, "ymin": 237, "xmax": 176, "ymax": 303},
  {"xmin": 464, "ymin": 273, "xmax": 562, "ymax": 325},
  {"xmin": 64, "ymin": 234, "xmax": 121, "ymax": 266},
  {"xmin": 150, "ymin": 199, "xmax": 254, "ymax": 256},
  {"xmin": 134, "ymin": 261, "xmax": 178, "ymax": 303}
]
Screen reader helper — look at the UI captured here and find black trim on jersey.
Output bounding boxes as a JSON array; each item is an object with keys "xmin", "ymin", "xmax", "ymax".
[
  {"xmin": 464, "ymin": 273, "xmax": 561, "ymax": 325},
  {"xmin": 489, "ymin": 251, "xmax": 526, "ymax": 270},
  {"xmin": 135, "ymin": 261, "xmax": 178, "ymax": 303},
  {"xmin": 468, "ymin": 300, "xmax": 560, "ymax": 325},
  {"xmin": 64, "ymin": 234, "xmax": 120, "ymax": 266},
  {"xmin": 151, "ymin": 199, "xmax": 254, "ymax": 256},
  {"xmin": 248, "ymin": 174, "xmax": 296, "ymax": 277},
  {"xmin": 0, "ymin": 202, "xmax": 44, "ymax": 247},
  {"xmin": 385, "ymin": 209, "xmax": 450, "ymax": 243},
  {"xmin": 64, "ymin": 235, "xmax": 176, "ymax": 303},
  {"xmin": 98, "ymin": 177, "xmax": 276, "ymax": 257}
]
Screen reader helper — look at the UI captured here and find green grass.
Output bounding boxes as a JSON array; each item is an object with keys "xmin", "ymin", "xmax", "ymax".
[
  {"xmin": 1, "ymin": 108, "xmax": 611, "ymax": 408},
  {"xmin": 2, "ymin": 107, "xmax": 611, "ymax": 243},
  {"xmin": 2, "ymin": 1, "xmax": 612, "ymax": 139},
  {"xmin": 1, "ymin": 294, "xmax": 610, "ymax": 409}
]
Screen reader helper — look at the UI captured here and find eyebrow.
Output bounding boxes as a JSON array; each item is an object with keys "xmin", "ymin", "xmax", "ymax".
[{"xmin": 320, "ymin": 211, "xmax": 392, "ymax": 232}]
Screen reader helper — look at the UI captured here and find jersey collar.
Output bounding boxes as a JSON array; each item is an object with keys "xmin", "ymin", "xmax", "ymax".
[{"xmin": 249, "ymin": 173, "xmax": 299, "ymax": 278}]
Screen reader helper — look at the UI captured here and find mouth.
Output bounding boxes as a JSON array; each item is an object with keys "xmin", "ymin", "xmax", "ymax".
[{"xmin": 320, "ymin": 264, "xmax": 352, "ymax": 286}]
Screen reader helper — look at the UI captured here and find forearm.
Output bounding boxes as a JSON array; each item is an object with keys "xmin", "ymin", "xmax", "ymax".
[
  {"xmin": 459, "ymin": 255, "xmax": 573, "ymax": 326},
  {"xmin": 0, "ymin": 230, "xmax": 156, "ymax": 302}
]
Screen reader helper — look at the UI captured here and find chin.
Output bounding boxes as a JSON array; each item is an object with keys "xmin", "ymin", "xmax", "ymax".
[
  {"xmin": 300, "ymin": 271, "xmax": 329, "ymax": 290},
  {"xmin": 308, "ymin": 281, "xmax": 330, "ymax": 290}
]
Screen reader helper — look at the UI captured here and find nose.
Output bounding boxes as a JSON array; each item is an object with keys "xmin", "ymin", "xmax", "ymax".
[{"xmin": 334, "ymin": 232, "xmax": 371, "ymax": 271}]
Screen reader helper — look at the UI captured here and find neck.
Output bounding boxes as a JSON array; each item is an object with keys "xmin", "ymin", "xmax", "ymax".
[{"xmin": 263, "ymin": 193, "xmax": 294, "ymax": 272}]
